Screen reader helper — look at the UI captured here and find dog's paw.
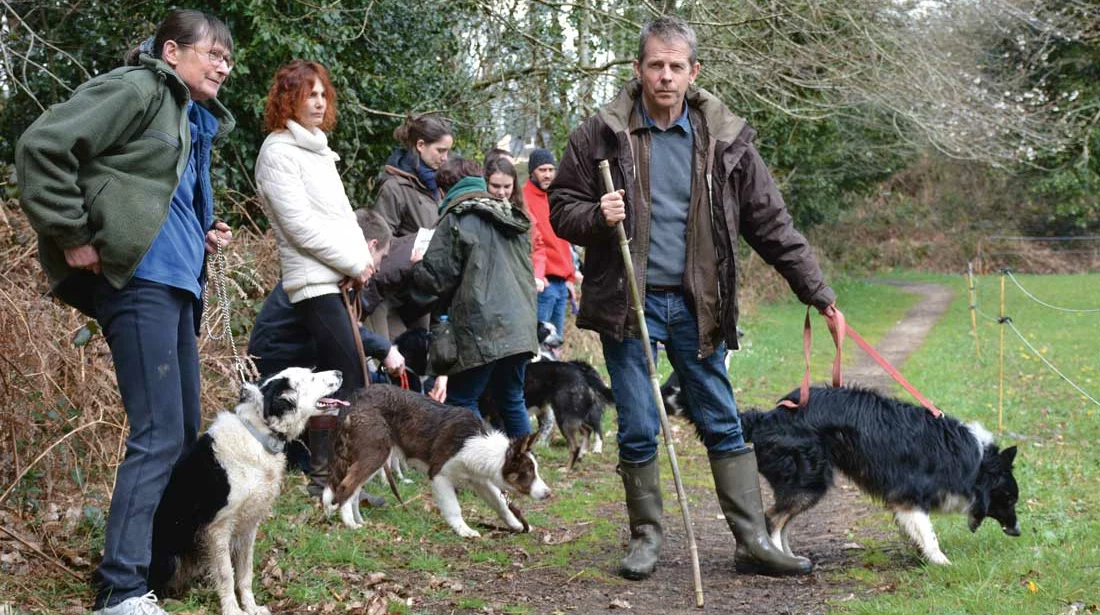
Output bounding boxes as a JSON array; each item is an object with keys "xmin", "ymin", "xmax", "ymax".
[
  {"xmin": 246, "ymin": 606, "xmax": 272, "ymax": 615},
  {"xmin": 454, "ymin": 525, "xmax": 481, "ymax": 538},
  {"xmin": 507, "ymin": 502, "xmax": 531, "ymax": 532},
  {"xmin": 926, "ymin": 551, "xmax": 952, "ymax": 566}
]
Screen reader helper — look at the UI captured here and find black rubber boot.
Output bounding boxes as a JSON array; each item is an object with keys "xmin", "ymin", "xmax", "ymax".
[
  {"xmin": 618, "ymin": 457, "xmax": 663, "ymax": 580},
  {"xmin": 307, "ymin": 417, "xmax": 385, "ymax": 507},
  {"xmin": 710, "ymin": 446, "xmax": 813, "ymax": 576}
]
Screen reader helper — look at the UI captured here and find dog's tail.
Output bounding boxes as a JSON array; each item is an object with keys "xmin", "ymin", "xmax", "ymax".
[{"xmin": 569, "ymin": 361, "xmax": 614, "ymax": 404}]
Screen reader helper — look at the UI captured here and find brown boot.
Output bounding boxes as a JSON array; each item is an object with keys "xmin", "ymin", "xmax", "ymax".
[
  {"xmin": 710, "ymin": 446, "xmax": 813, "ymax": 576},
  {"xmin": 618, "ymin": 457, "xmax": 663, "ymax": 580}
]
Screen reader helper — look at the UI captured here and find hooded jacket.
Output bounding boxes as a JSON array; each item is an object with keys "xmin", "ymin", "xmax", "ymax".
[
  {"xmin": 410, "ymin": 178, "xmax": 538, "ymax": 374},
  {"xmin": 373, "ymin": 150, "xmax": 440, "ymax": 237},
  {"xmin": 16, "ymin": 54, "xmax": 236, "ymax": 316},
  {"xmin": 549, "ymin": 80, "xmax": 835, "ymax": 356}
]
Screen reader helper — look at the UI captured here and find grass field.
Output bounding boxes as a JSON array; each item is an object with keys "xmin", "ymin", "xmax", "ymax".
[
  {"xmin": 830, "ymin": 271, "xmax": 1100, "ymax": 615},
  {"xmin": 2, "ymin": 272, "xmax": 1097, "ymax": 614}
]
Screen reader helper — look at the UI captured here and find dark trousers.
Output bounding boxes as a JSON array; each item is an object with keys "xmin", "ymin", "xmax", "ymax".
[
  {"xmin": 446, "ymin": 353, "xmax": 532, "ymax": 438},
  {"xmin": 91, "ymin": 279, "xmax": 200, "ymax": 608},
  {"xmin": 293, "ymin": 293, "xmax": 365, "ymax": 399},
  {"xmin": 602, "ymin": 290, "xmax": 745, "ymax": 463}
]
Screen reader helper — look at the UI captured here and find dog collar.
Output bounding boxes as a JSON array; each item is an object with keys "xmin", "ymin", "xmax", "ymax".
[{"xmin": 241, "ymin": 418, "xmax": 285, "ymax": 455}]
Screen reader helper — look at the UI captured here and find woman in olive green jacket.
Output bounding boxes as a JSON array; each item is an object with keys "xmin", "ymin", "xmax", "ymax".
[
  {"xmin": 16, "ymin": 11, "xmax": 236, "ymax": 614},
  {"xmin": 410, "ymin": 158, "xmax": 538, "ymax": 437}
]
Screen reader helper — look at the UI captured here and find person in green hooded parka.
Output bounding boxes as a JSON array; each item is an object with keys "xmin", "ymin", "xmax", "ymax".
[{"xmin": 410, "ymin": 158, "xmax": 538, "ymax": 437}]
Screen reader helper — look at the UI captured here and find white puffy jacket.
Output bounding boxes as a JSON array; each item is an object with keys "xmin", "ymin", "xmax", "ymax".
[{"xmin": 255, "ymin": 120, "xmax": 371, "ymax": 303}]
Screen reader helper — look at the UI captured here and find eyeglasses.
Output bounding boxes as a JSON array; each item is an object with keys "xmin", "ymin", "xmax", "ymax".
[{"xmin": 182, "ymin": 44, "xmax": 234, "ymax": 69}]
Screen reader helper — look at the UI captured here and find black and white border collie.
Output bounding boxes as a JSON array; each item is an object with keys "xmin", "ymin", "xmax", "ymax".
[
  {"xmin": 149, "ymin": 367, "xmax": 344, "ymax": 615},
  {"xmin": 509, "ymin": 360, "xmax": 612, "ymax": 467},
  {"xmin": 739, "ymin": 386, "xmax": 1020, "ymax": 565},
  {"xmin": 535, "ymin": 320, "xmax": 563, "ymax": 362},
  {"xmin": 323, "ymin": 384, "xmax": 552, "ymax": 538}
]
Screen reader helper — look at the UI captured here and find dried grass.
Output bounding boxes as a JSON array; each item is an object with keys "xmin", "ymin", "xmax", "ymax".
[{"xmin": 0, "ymin": 201, "xmax": 280, "ymax": 510}]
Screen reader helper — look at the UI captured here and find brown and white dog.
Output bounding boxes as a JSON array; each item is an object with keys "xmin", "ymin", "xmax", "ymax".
[
  {"xmin": 322, "ymin": 384, "xmax": 552, "ymax": 537},
  {"xmin": 149, "ymin": 367, "xmax": 345, "ymax": 615}
]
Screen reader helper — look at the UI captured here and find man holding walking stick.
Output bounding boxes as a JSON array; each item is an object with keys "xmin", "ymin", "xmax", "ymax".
[{"xmin": 549, "ymin": 15, "xmax": 836, "ymax": 580}]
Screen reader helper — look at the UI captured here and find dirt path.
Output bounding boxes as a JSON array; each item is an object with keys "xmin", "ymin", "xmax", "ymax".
[{"xmin": 440, "ymin": 281, "xmax": 955, "ymax": 615}]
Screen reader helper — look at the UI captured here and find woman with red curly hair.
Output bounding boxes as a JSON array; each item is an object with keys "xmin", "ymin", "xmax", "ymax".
[{"xmin": 255, "ymin": 60, "xmax": 374, "ymax": 494}]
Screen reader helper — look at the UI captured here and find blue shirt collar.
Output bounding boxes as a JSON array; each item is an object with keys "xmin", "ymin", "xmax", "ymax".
[
  {"xmin": 188, "ymin": 101, "xmax": 220, "ymax": 140},
  {"xmin": 640, "ymin": 99, "xmax": 691, "ymax": 133}
]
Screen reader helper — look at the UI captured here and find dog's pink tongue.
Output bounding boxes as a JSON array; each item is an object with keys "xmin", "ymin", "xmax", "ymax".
[{"xmin": 317, "ymin": 398, "xmax": 350, "ymax": 408}]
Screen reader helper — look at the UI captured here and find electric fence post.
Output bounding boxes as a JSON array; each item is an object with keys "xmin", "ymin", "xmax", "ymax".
[
  {"xmin": 998, "ymin": 268, "xmax": 1008, "ymax": 435},
  {"xmin": 967, "ymin": 262, "xmax": 981, "ymax": 360}
]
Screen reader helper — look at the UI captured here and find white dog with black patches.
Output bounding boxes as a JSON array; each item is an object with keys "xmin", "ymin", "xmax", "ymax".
[{"xmin": 149, "ymin": 367, "xmax": 344, "ymax": 615}]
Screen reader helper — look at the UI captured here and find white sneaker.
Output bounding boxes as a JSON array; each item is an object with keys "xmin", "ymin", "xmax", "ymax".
[{"xmin": 90, "ymin": 592, "xmax": 168, "ymax": 615}]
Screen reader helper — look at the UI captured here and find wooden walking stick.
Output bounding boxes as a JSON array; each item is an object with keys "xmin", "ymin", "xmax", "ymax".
[{"xmin": 598, "ymin": 160, "xmax": 704, "ymax": 608}]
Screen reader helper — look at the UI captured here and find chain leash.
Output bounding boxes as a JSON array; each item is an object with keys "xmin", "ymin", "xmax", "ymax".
[{"xmin": 203, "ymin": 239, "xmax": 252, "ymax": 385}]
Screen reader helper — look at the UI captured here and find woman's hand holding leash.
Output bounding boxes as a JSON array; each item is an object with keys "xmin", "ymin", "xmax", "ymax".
[
  {"xmin": 205, "ymin": 221, "xmax": 233, "ymax": 254},
  {"xmin": 383, "ymin": 346, "xmax": 406, "ymax": 375}
]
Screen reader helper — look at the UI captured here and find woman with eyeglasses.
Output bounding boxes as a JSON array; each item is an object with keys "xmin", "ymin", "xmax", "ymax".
[{"xmin": 16, "ymin": 10, "xmax": 236, "ymax": 615}]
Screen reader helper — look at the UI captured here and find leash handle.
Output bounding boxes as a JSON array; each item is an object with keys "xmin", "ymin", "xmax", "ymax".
[
  {"xmin": 778, "ymin": 305, "xmax": 843, "ymax": 409},
  {"xmin": 341, "ymin": 284, "xmax": 371, "ymax": 388},
  {"xmin": 780, "ymin": 304, "xmax": 942, "ymax": 418}
]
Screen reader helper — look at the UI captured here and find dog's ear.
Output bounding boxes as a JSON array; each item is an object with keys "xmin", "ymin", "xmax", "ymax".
[
  {"xmin": 260, "ymin": 376, "xmax": 296, "ymax": 420},
  {"xmin": 522, "ymin": 432, "xmax": 538, "ymax": 454},
  {"xmin": 1000, "ymin": 446, "xmax": 1017, "ymax": 468}
]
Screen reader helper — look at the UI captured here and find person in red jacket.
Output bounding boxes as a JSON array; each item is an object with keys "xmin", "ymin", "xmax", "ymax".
[{"xmin": 523, "ymin": 148, "xmax": 576, "ymax": 341}]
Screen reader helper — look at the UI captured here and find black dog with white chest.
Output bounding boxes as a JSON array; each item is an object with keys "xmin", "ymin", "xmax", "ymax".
[
  {"xmin": 739, "ymin": 386, "xmax": 1020, "ymax": 565},
  {"xmin": 149, "ymin": 367, "xmax": 344, "ymax": 615}
]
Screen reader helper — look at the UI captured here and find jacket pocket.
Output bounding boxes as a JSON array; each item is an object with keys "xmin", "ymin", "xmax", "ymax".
[
  {"xmin": 85, "ymin": 175, "xmax": 116, "ymax": 232},
  {"xmin": 141, "ymin": 129, "xmax": 180, "ymax": 149}
]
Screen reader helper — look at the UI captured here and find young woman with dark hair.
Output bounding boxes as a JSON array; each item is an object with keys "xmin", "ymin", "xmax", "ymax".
[
  {"xmin": 374, "ymin": 112, "xmax": 454, "ymax": 237},
  {"xmin": 17, "ymin": 9, "xmax": 236, "ymax": 614},
  {"xmin": 484, "ymin": 156, "xmax": 548, "ymax": 294}
]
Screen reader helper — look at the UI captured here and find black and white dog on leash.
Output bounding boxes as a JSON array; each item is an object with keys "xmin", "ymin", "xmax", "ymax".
[
  {"xmin": 149, "ymin": 368, "xmax": 345, "ymax": 615},
  {"xmin": 739, "ymin": 386, "xmax": 1021, "ymax": 565}
]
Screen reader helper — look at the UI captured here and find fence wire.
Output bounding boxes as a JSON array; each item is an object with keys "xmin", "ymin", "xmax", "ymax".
[
  {"xmin": 969, "ymin": 270, "xmax": 1100, "ymax": 408},
  {"xmin": 1002, "ymin": 318, "xmax": 1100, "ymax": 408},
  {"xmin": 1004, "ymin": 270, "xmax": 1100, "ymax": 313}
]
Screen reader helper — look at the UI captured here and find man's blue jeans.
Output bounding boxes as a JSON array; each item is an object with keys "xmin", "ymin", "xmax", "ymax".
[
  {"xmin": 446, "ymin": 353, "xmax": 532, "ymax": 438},
  {"xmin": 601, "ymin": 289, "xmax": 746, "ymax": 463},
  {"xmin": 91, "ymin": 278, "xmax": 201, "ymax": 608},
  {"xmin": 537, "ymin": 277, "xmax": 569, "ymax": 340}
]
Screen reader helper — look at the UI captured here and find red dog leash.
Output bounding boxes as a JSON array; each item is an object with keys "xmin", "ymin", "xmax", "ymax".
[{"xmin": 780, "ymin": 305, "xmax": 942, "ymax": 418}]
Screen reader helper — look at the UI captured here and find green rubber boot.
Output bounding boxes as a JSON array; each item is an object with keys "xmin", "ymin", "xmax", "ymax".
[
  {"xmin": 618, "ymin": 458, "xmax": 663, "ymax": 580},
  {"xmin": 711, "ymin": 446, "xmax": 813, "ymax": 576}
]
